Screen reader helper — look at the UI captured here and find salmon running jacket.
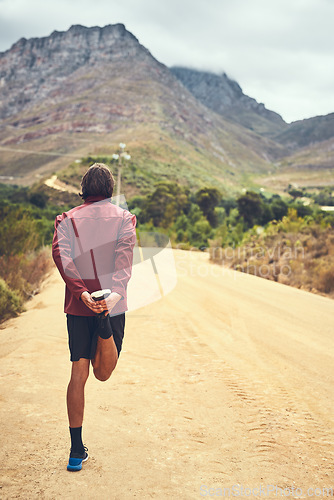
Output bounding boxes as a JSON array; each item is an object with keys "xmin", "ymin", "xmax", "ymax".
[{"xmin": 52, "ymin": 195, "xmax": 137, "ymax": 317}]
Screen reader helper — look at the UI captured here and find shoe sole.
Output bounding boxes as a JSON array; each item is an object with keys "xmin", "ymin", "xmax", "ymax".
[{"xmin": 67, "ymin": 453, "xmax": 89, "ymax": 471}]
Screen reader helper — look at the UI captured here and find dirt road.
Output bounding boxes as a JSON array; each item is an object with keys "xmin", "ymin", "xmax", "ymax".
[{"xmin": 1, "ymin": 250, "xmax": 333, "ymax": 499}]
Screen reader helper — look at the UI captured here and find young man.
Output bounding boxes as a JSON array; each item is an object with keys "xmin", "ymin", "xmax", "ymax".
[{"xmin": 52, "ymin": 163, "xmax": 136, "ymax": 471}]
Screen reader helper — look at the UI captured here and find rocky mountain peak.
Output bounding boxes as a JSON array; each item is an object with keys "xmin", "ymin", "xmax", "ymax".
[
  {"xmin": 171, "ymin": 66, "xmax": 287, "ymax": 136},
  {"xmin": 6, "ymin": 23, "xmax": 138, "ymax": 55},
  {"xmin": 0, "ymin": 23, "xmax": 153, "ymax": 119},
  {"xmin": 171, "ymin": 67, "xmax": 244, "ymax": 107}
]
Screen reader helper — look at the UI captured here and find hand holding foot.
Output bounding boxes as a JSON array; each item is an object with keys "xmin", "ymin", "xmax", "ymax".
[
  {"xmin": 100, "ymin": 292, "xmax": 122, "ymax": 316},
  {"xmin": 80, "ymin": 291, "xmax": 105, "ymax": 314}
]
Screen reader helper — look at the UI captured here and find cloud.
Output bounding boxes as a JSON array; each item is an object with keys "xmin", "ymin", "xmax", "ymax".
[{"xmin": 0, "ymin": 0, "xmax": 333, "ymax": 122}]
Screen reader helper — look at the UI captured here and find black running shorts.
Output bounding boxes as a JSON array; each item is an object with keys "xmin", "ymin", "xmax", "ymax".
[{"xmin": 66, "ymin": 313, "xmax": 125, "ymax": 362}]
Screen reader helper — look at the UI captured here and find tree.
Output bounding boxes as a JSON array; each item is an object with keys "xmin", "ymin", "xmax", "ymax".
[
  {"xmin": 188, "ymin": 218, "xmax": 213, "ymax": 248},
  {"xmin": 195, "ymin": 187, "xmax": 221, "ymax": 227},
  {"xmin": 270, "ymin": 198, "xmax": 288, "ymax": 221},
  {"xmin": 220, "ymin": 197, "xmax": 237, "ymax": 215},
  {"xmin": 260, "ymin": 203, "xmax": 273, "ymax": 225},
  {"xmin": 237, "ymin": 191, "xmax": 263, "ymax": 228},
  {"xmin": 143, "ymin": 182, "xmax": 189, "ymax": 228},
  {"xmin": 29, "ymin": 192, "xmax": 49, "ymax": 209},
  {"xmin": 288, "ymin": 187, "xmax": 303, "ymax": 200},
  {"xmin": 290, "ymin": 201, "xmax": 313, "ymax": 218}
]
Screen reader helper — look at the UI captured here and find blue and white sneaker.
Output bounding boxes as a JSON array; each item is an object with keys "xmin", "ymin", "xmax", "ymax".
[{"xmin": 67, "ymin": 446, "xmax": 89, "ymax": 471}]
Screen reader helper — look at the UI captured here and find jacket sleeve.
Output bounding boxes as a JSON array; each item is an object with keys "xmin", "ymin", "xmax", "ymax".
[
  {"xmin": 52, "ymin": 214, "xmax": 89, "ymax": 300},
  {"xmin": 111, "ymin": 211, "xmax": 137, "ymax": 298}
]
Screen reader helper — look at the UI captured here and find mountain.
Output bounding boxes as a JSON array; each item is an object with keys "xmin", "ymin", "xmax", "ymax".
[
  {"xmin": 0, "ymin": 24, "xmax": 152, "ymax": 121},
  {"xmin": 170, "ymin": 67, "xmax": 334, "ymax": 149},
  {"xmin": 170, "ymin": 67, "xmax": 287, "ymax": 137},
  {"xmin": 0, "ymin": 24, "xmax": 332, "ymax": 194},
  {"xmin": 275, "ymin": 113, "xmax": 334, "ymax": 148},
  {"xmin": 170, "ymin": 67, "xmax": 334, "ymax": 190},
  {"xmin": 0, "ymin": 23, "xmax": 286, "ymax": 192}
]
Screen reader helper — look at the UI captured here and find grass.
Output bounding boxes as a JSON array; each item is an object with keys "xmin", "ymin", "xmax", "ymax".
[
  {"xmin": 0, "ymin": 247, "xmax": 53, "ymax": 323},
  {"xmin": 209, "ymin": 209, "xmax": 334, "ymax": 299}
]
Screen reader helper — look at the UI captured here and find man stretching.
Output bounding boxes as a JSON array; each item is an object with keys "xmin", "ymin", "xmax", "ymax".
[{"xmin": 52, "ymin": 163, "xmax": 136, "ymax": 471}]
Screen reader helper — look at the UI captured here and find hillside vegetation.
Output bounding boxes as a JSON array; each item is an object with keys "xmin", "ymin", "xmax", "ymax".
[
  {"xmin": 1, "ymin": 171, "xmax": 333, "ymax": 323},
  {"xmin": 210, "ymin": 209, "xmax": 334, "ymax": 298},
  {"xmin": 0, "ymin": 184, "xmax": 75, "ymax": 323},
  {"xmin": 125, "ymin": 180, "xmax": 334, "ymax": 297}
]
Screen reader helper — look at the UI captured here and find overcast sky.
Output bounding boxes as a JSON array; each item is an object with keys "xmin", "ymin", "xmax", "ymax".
[{"xmin": 1, "ymin": 0, "xmax": 333, "ymax": 123}]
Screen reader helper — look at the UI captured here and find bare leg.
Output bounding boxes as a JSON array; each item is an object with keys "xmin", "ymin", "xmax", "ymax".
[
  {"xmin": 67, "ymin": 358, "xmax": 90, "ymax": 428},
  {"xmin": 92, "ymin": 335, "xmax": 118, "ymax": 382}
]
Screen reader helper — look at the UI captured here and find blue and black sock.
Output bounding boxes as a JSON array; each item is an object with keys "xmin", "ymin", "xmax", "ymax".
[{"xmin": 69, "ymin": 426, "xmax": 85, "ymax": 456}]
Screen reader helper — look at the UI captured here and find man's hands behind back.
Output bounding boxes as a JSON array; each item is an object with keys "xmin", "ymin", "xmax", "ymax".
[{"xmin": 80, "ymin": 291, "xmax": 122, "ymax": 315}]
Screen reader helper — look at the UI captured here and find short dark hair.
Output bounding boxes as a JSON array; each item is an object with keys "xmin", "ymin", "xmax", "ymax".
[{"xmin": 80, "ymin": 163, "xmax": 115, "ymax": 200}]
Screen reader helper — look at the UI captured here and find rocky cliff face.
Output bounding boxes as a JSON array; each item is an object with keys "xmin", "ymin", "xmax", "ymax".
[
  {"xmin": 0, "ymin": 23, "xmax": 183, "ymax": 143},
  {"xmin": 170, "ymin": 66, "xmax": 334, "ymax": 164},
  {"xmin": 170, "ymin": 67, "xmax": 287, "ymax": 137},
  {"xmin": 0, "ymin": 24, "xmax": 153, "ymax": 120}
]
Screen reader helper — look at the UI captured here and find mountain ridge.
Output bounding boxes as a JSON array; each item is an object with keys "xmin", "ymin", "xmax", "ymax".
[
  {"xmin": 170, "ymin": 66, "xmax": 287, "ymax": 138},
  {"xmin": 0, "ymin": 24, "xmax": 333, "ymax": 192},
  {"xmin": 0, "ymin": 23, "xmax": 155, "ymax": 120}
]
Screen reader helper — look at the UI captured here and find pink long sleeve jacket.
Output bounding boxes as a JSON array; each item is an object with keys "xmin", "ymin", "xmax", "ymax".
[{"xmin": 52, "ymin": 195, "xmax": 137, "ymax": 317}]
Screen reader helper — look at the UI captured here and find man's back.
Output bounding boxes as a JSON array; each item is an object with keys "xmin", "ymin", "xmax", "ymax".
[{"xmin": 52, "ymin": 196, "xmax": 137, "ymax": 316}]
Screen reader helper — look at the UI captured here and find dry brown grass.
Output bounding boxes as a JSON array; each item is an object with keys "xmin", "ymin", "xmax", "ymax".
[
  {"xmin": 0, "ymin": 247, "xmax": 53, "ymax": 322},
  {"xmin": 0, "ymin": 247, "xmax": 53, "ymax": 299},
  {"xmin": 210, "ymin": 210, "xmax": 334, "ymax": 299}
]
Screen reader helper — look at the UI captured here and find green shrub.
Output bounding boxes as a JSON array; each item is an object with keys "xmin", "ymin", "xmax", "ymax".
[
  {"xmin": 0, "ymin": 278, "xmax": 22, "ymax": 322},
  {"xmin": 0, "ymin": 205, "xmax": 39, "ymax": 256},
  {"xmin": 188, "ymin": 218, "xmax": 214, "ymax": 248},
  {"xmin": 29, "ymin": 191, "xmax": 49, "ymax": 208}
]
